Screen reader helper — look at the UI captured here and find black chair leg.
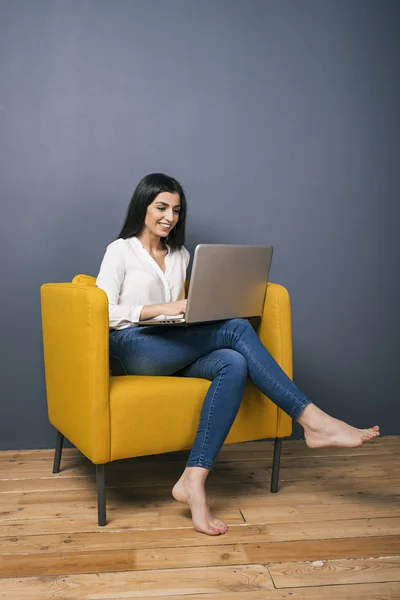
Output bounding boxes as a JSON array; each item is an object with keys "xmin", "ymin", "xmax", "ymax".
[
  {"xmin": 53, "ymin": 430, "xmax": 64, "ymax": 474},
  {"xmin": 270, "ymin": 437, "xmax": 282, "ymax": 493},
  {"xmin": 96, "ymin": 464, "xmax": 107, "ymax": 526}
]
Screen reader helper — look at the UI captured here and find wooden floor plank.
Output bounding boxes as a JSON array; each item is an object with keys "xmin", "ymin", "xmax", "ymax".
[
  {"xmin": 2, "ymin": 535, "xmax": 400, "ymax": 579},
  {"xmin": 0, "ymin": 489, "xmax": 244, "ymax": 524},
  {"xmin": 268, "ymin": 557, "xmax": 400, "ymax": 588},
  {"xmin": 1, "ymin": 495, "xmax": 399, "ymax": 537},
  {"xmin": 1, "ymin": 584, "xmax": 400, "ymax": 600},
  {"xmin": 0, "ymin": 464, "xmax": 391, "ymax": 500},
  {"xmin": 0, "ymin": 543, "xmax": 249, "ymax": 578},
  {"xmin": 239, "ymin": 501, "xmax": 400, "ymax": 524},
  {"xmin": 317, "ymin": 488, "xmax": 400, "ymax": 506},
  {"xmin": 0, "ymin": 506, "xmax": 243, "ymax": 528},
  {"xmin": 244, "ymin": 535, "xmax": 400, "ymax": 564},
  {"xmin": 1, "ymin": 452, "xmax": 396, "ymax": 481},
  {"xmin": 1, "ymin": 572, "xmax": 400, "ymax": 600},
  {"xmin": 2, "ymin": 482, "xmax": 399, "ymax": 522},
  {"xmin": 0, "ymin": 564, "xmax": 274, "ymax": 599},
  {"xmin": 108, "ymin": 582, "xmax": 400, "ymax": 600},
  {"xmin": 1, "ymin": 517, "xmax": 400, "ymax": 556},
  {"xmin": 226, "ymin": 485, "xmax": 400, "ymax": 508},
  {"xmin": 1, "ymin": 494, "xmax": 398, "ymax": 532},
  {"xmin": 0, "ymin": 448, "xmax": 81, "ymax": 461},
  {"xmin": 2, "ymin": 472, "xmax": 399, "ymax": 507}
]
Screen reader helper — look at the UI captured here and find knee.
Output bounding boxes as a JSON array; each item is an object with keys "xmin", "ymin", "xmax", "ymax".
[
  {"xmin": 219, "ymin": 349, "xmax": 248, "ymax": 380},
  {"xmin": 226, "ymin": 318, "xmax": 253, "ymax": 335}
]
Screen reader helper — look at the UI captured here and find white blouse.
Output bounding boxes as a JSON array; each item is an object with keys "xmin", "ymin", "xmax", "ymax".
[{"xmin": 96, "ymin": 236, "xmax": 190, "ymax": 330}]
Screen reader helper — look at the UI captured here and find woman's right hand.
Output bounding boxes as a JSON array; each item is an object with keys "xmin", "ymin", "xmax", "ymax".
[
  {"xmin": 139, "ymin": 299, "xmax": 187, "ymax": 321},
  {"xmin": 161, "ymin": 300, "xmax": 187, "ymax": 316}
]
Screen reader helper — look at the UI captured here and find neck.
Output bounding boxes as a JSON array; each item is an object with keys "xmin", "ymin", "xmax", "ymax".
[{"xmin": 136, "ymin": 229, "xmax": 165, "ymax": 254}]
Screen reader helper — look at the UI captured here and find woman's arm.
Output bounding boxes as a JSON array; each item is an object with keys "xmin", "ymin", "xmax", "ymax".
[
  {"xmin": 96, "ymin": 240, "xmax": 188, "ymax": 326},
  {"xmin": 139, "ymin": 299, "xmax": 187, "ymax": 320},
  {"xmin": 96, "ymin": 240, "xmax": 144, "ymax": 328}
]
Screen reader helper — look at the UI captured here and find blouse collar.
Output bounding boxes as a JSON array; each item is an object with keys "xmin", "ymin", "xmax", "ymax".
[{"xmin": 131, "ymin": 236, "xmax": 171, "ymax": 255}]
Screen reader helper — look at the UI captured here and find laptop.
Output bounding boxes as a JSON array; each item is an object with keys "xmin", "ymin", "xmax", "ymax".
[{"xmin": 137, "ymin": 244, "xmax": 273, "ymax": 326}]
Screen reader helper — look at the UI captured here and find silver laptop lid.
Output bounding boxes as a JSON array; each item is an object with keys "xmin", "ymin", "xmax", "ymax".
[{"xmin": 185, "ymin": 244, "xmax": 273, "ymax": 323}]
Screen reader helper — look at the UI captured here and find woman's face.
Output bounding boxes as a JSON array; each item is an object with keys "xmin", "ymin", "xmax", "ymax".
[{"xmin": 144, "ymin": 192, "xmax": 181, "ymax": 238}]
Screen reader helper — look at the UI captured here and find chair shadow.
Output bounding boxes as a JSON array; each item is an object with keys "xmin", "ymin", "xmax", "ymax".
[{"xmin": 59, "ymin": 450, "xmax": 399, "ymax": 525}]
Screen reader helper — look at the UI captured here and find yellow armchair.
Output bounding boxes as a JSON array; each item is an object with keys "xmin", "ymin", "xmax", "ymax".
[{"xmin": 40, "ymin": 276, "xmax": 293, "ymax": 526}]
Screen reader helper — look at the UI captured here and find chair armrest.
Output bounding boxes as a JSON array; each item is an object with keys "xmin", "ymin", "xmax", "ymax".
[
  {"xmin": 256, "ymin": 282, "xmax": 293, "ymax": 377},
  {"xmin": 40, "ymin": 283, "xmax": 110, "ymax": 463},
  {"xmin": 256, "ymin": 282, "xmax": 293, "ymax": 437}
]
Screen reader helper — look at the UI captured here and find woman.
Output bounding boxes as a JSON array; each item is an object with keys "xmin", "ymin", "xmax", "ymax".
[{"xmin": 96, "ymin": 173, "xmax": 379, "ymax": 536}]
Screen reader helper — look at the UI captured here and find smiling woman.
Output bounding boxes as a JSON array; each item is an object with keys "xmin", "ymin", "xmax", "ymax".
[
  {"xmin": 96, "ymin": 174, "xmax": 190, "ymax": 325},
  {"xmin": 117, "ymin": 173, "xmax": 187, "ymax": 250},
  {"xmin": 147, "ymin": 193, "xmax": 182, "ymax": 239},
  {"xmin": 95, "ymin": 172, "xmax": 379, "ymax": 537}
]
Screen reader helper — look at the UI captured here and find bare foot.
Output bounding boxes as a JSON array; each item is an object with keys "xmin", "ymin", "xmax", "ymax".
[
  {"xmin": 298, "ymin": 404, "xmax": 380, "ymax": 448},
  {"xmin": 172, "ymin": 467, "xmax": 228, "ymax": 536}
]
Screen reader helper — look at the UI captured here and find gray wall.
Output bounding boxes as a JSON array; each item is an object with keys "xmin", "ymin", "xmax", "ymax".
[{"xmin": 0, "ymin": 0, "xmax": 399, "ymax": 449}]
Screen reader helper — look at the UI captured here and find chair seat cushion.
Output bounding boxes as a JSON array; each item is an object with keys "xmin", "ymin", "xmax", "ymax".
[{"xmin": 109, "ymin": 375, "xmax": 280, "ymax": 461}]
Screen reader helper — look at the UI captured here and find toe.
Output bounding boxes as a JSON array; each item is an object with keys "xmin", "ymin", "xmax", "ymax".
[
  {"xmin": 211, "ymin": 518, "xmax": 228, "ymax": 533},
  {"xmin": 361, "ymin": 431, "xmax": 378, "ymax": 443},
  {"xmin": 195, "ymin": 525, "xmax": 220, "ymax": 536},
  {"xmin": 218, "ymin": 524, "xmax": 228, "ymax": 534}
]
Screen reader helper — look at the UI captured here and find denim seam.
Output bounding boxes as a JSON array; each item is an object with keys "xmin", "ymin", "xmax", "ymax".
[
  {"xmin": 220, "ymin": 325, "xmax": 308, "ymax": 418},
  {"xmin": 186, "ymin": 458, "xmax": 214, "ymax": 470},
  {"xmin": 196, "ymin": 358, "xmax": 224, "ymax": 465},
  {"xmin": 291, "ymin": 399, "xmax": 312, "ymax": 420},
  {"xmin": 109, "ymin": 352, "xmax": 128, "ymax": 376}
]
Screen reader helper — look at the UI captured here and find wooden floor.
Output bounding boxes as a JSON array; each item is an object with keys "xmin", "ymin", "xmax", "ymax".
[{"xmin": 0, "ymin": 437, "xmax": 399, "ymax": 599}]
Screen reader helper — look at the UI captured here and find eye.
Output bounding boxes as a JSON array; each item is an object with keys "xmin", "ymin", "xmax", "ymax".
[{"xmin": 157, "ymin": 206, "xmax": 166, "ymax": 211}]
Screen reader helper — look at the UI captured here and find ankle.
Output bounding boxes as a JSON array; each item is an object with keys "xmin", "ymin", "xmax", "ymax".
[
  {"xmin": 297, "ymin": 403, "xmax": 326, "ymax": 430},
  {"xmin": 182, "ymin": 466, "xmax": 209, "ymax": 484}
]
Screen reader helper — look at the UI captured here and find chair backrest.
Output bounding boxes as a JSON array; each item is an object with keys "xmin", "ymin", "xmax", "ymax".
[
  {"xmin": 73, "ymin": 274, "xmax": 96, "ymax": 286},
  {"xmin": 72, "ymin": 274, "xmax": 190, "ymax": 295}
]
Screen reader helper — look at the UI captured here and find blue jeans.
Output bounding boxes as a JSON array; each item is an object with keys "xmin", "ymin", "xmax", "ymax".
[{"xmin": 109, "ymin": 318, "xmax": 311, "ymax": 470}]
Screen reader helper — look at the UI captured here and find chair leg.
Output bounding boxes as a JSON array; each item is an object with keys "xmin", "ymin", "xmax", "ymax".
[
  {"xmin": 270, "ymin": 437, "xmax": 282, "ymax": 493},
  {"xmin": 96, "ymin": 464, "xmax": 107, "ymax": 526},
  {"xmin": 52, "ymin": 430, "xmax": 64, "ymax": 474}
]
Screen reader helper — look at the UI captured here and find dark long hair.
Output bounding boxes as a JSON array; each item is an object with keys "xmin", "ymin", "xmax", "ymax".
[{"xmin": 117, "ymin": 173, "xmax": 187, "ymax": 249}]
